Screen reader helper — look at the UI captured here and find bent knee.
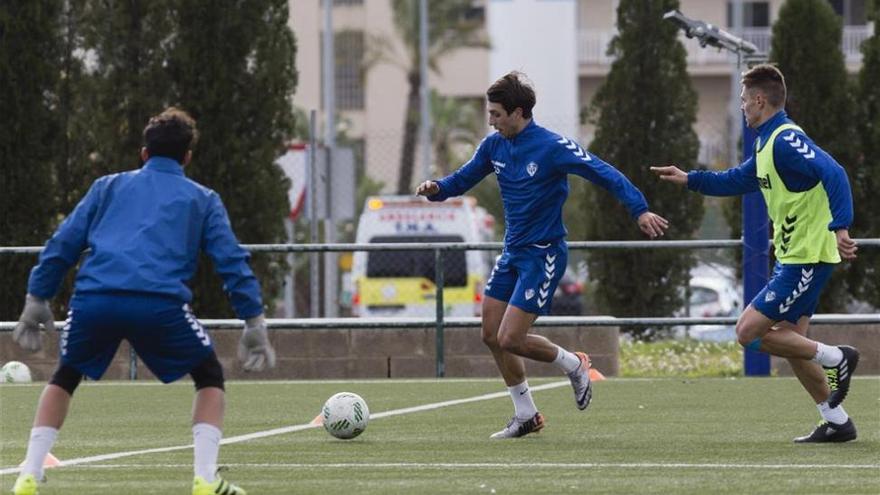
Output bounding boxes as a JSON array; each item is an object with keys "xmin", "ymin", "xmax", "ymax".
[
  {"xmin": 481, "ymin": 332, "xmax": 500, "ymax": 349},
  {"xmin": 735, "ymin": 322, "xmax": 763, "ymax": 348},
  {"xmin": 497, "ymin": 333, "xmax": 522, "ymax": 354}
]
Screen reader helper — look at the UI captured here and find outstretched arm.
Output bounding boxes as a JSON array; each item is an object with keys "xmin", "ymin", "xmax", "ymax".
[
  {"xmin": 418, "ymin": 138, "xmax": 493, "ymax": 201},
  {"xmin": 415, "ymin": 180, "xmax": 440, "ymax": 197},
  {"xmin": 653, "ymin": 158, "xmax": 759, "ymax": 196},
  {"xmin": 637, "ymin": 212, "xmax": 670, "ymax": 239},
  {"xmin": 557, "ymin": 142, "xmax": 668, "ymax": 238},
  {"xmin": 650, "ymin": 165, "xmax": 688, "ymax": 186}
]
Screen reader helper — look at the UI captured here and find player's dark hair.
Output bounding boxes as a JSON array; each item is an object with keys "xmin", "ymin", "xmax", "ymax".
[
  {"xmin": 741, "ymin": 64, "xmax": 787, "ymax": 108},
  {"xmin": 143, "ymin": 107, "xmax": 198, "ymax": 163},
  {"xmin": 487, "ymin": 71, "xmax": 536, "ymax": 119}
]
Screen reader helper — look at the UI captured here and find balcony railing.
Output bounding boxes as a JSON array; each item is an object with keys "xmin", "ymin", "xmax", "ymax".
[{"xmin": 579, "ymin": 25, "xmax": 874, "ymax": 67}]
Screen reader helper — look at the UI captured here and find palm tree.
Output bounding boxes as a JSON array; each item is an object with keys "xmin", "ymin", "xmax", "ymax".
[
  {"xmin": 372, "ymin": 0, "xmax": 488, "ymax": 193},
  {"xmin": 430, "ymin": 91, "xmax": 482, "ymax": 175}
]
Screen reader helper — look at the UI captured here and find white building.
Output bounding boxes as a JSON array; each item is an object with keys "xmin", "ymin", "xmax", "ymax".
[{"xmin": 289, "ymin": 0, "xmax": 871, "ymax": 188}]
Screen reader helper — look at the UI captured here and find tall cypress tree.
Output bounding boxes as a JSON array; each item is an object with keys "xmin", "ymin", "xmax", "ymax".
[
  {"xmin": 583, "ymin": 0, "xmax": 703, "ymax": 336},
  {"xmin": 169, "ymin": 0, "xmax": 297, "ymax": 317},
  {"xmin": 0, "ymin": 2, "xmax": 62, "ymax": 319},
  {"xmin": 56, "ymin": 0, "xmax": 94, "ymax": 215},
  {"xmin": 850, "ymin": 0, "xmax": 880, "ymax": 307},
  {"xmin": 80, "ymin": 0, "xmax": 175, "ymax": 178},
  {"xmin": 770, "ymin": 0, "xmax": 856, "ymax": 311}
]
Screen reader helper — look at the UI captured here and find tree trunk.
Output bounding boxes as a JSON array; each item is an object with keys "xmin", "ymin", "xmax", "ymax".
[{"xmin": 397, "ymin": 70, "xmax": 421, "ymax": 194}]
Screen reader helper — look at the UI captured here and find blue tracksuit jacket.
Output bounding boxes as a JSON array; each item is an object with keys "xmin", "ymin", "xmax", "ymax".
[
  {"xmin": 686, "ymin": 110, "xmax": 853, "ymax": 231},
  {"xmin": 27, "ymin": 157, "xmax": 263, "ymax": 319},
  {"xmin": 429, "ymin": 120, "xmax": 649, "ymax": 247}
]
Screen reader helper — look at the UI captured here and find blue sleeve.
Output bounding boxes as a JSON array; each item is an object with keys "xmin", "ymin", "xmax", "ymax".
[
  {"xmin": 429, "ymin": 138, "xmax": 493, "ymax": 202},
  {"xmin": 772, "ymin": 133, "xmax": 853, "ymax": 230},
  {"xmin": 687, "ymin": 156, "xmax": 760, "ymax": 196},
  {"xmin": 202, "ymin": 193, "xmax": 264, "ymax": 319},
  {"xmin": 27, "ymin": 179, "xmax": 104, "ymax": 298},
  {"xmin": 555, "ymin": 138, "xmax": 648, "ymax": 218}
]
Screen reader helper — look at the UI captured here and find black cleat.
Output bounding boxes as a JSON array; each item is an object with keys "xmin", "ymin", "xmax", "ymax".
[
  {"xmin": 824, "ymin": 345, "xmax": 859, "ymax": 409},
  {"xmin": 794, "ymin": 419, "xmax": 857, "ymax": 443}
]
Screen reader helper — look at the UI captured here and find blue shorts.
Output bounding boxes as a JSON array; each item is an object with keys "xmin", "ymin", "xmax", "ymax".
[
  {"xmin": 485, "ymin": 241, "xmax": 568, "ymax": 315},
  {"xmin": 61, "ymin": 292, "xmax": 214, "ymax": 383},
  {"xmin": 752, "ymin": 262, "xmax": 835, "ymax": 324}
]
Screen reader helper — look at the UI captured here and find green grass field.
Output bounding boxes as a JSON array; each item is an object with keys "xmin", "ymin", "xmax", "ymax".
[{"xmin": 1, "ymin": 377, "xmax": 878, "ymax": 494}]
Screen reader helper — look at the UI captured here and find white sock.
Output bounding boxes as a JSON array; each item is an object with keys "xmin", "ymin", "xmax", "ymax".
[
  {"xmin": 817, "ymin": 402, "xmax": 848, "ymax": 425},
  {"xmin": 508, "ymin": 381, "xmax": 538, "ymax": 420},
  {"xmin": 193, "ymin": 423, "xmax": 222, "ymax": 482},
  {"xmin": 812, "ymin": 343, "xmax": 844, "ymax": 368},
  {"xmin": 21, "ymin": 426, "xmax": 58, "ymax": 479},
  {"xmin": 553, "ymin": 346, "xmax": 581, "ymax": 374}
]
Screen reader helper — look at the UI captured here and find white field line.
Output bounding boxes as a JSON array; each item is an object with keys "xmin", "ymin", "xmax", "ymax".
[
  {"xmin": 0, "ymin": 381, "xmax": 570, "ymax": 476},
  {"xmin": 48, "ymin": 462, "xmax": 880, "ymax": 470},
  {"xmin": 3, "ymin": 378, "xmax": 879, "ymax": 476}
]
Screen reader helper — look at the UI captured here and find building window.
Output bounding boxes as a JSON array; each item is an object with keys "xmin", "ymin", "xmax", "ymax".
[
  {"xmin": 322, "ymin": 30, "xmax": 365, "ymax": 111},
  {"xmin": 726, "ymin": 1, "xmax": 770, "ymax": 27},
  {"xmin": 828, "ymin": 0, "xmax": 867, "ymax": 26},
  {"xmin": 335, "ymin": 30, "xmax": 365, "ymax": 110}
]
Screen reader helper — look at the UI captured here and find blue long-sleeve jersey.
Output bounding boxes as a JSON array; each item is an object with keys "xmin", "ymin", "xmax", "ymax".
[
  {"xmin": 28, "ymin": 157, "xmax": 263, "ymax": 319},
  {"xmin": 686, "ymin": 111, "xmax": 853, "ymax": 230},
  {"xmin": 429, "ymin": 120, "xmax": 649, "ymax": 247}
]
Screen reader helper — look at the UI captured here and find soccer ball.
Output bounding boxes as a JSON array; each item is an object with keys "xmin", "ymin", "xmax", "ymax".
[
  {"xmin": 1, "ymin": 361, "xmax": 32, "ymax": 383},
  {"xmin": 322, "ymin": 392, "xmax": 369, "ymax": 439}
]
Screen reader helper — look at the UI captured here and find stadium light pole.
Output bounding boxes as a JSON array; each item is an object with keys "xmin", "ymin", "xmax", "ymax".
[{"xmin": 663, "ymin": 8, "xmax": 771, "ymax": 376}]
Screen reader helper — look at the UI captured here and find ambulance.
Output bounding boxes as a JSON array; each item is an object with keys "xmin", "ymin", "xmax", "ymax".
[{"xmin": 351, "ymin": 195, "xmax": 495, "ymax": 317}]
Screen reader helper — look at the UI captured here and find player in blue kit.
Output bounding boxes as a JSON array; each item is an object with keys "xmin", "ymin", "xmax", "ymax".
[
  {"xmin": 652, "ymin": 64, "xmax": 859, "ymax": 443},
  {"xmin": 10, "ymin": 108, "xmax": 275, "ymax": 494},
  {"xmin": 417, "ymin": 72, "xmax": 669, "ymax": 438}
]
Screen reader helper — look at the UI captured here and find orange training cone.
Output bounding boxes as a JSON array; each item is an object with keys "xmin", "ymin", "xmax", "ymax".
[
  {"xmin": 589, "ymin": 368, "xmax": 606, "ymax": 381},
  {"xmin": 18, "ymin": 452, "xmax": 61, "ymax": 469},
  {"xmin": 310, "ymin": 414, "xmax": 324, "ymax": 426}
]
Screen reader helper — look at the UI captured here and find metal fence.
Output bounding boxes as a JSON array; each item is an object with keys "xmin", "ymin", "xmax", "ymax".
[{"xmin": 2, "ymin": 239, "xmax": 879, "ymax": 377}]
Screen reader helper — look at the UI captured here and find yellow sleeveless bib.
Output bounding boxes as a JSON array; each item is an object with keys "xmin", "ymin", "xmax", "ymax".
[{"xmin": 755, "ymin": 123, "xmax": 839, "ymax": 264}]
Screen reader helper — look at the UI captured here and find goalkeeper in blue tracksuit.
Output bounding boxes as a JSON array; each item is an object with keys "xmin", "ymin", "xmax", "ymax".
[
  {"xmin": 417, "ymin": 71, "xmax": 669, "ymax": 438},
  {"xmin": 10, "ymin": 108, "xmax": 271, "ymax": 495}
]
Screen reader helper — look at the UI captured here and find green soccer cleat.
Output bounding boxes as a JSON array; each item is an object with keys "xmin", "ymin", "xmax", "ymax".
[
  {"xmin": 193, "ymin": 476, "xmax": 247, "ymax": 495},
  {"xmin": 11, "ymin": 474, "xmax": 38, "ymax": 495},
  {"xmin": 824, "ymin": 345, "xmax": 859, "ymax": 409}
]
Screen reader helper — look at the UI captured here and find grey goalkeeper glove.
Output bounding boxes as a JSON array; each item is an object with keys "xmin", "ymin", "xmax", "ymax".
[
  {"xmin": 13, "ymin": 294, "xmax": 55, "ymax": 353},
  {"xmin": 238, "ymin": 314, "xmax": 276, "ymax": 372}
]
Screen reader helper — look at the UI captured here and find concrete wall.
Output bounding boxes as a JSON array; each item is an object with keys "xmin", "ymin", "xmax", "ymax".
[
  {"xmin": 772, "ymin": 325, "xmax": 880, "ymax": 376},
  {"xmin": 0, "ymin": 326, "xmax": 619, "ymax": 382}
]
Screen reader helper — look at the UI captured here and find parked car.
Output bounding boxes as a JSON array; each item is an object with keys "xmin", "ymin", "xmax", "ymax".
[
  {"xmin": 551, "ymin": 274, "xmax": 584, "ymax": 315},
  {"xmin": 686, "ymin": 276, "xmax": 741, "ymax": 318},
  {"xmin": 678, "ymin": 264, "xmax": 742, "ymax": 341}
]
